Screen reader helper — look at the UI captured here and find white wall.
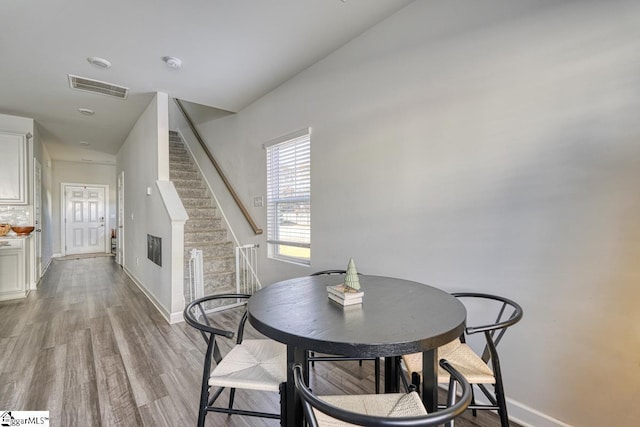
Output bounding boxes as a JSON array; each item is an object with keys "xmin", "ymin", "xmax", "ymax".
[
  {"xmin": 183, "ymin": 1, "xmax": 640, "ymax": 426},
  {"xmin": 117, "ymin": 93, "xmax": 187, "ymax": 322},
  {"xmin": 0, "ymin": 114, "xmax": 33, "ymax": 137}
]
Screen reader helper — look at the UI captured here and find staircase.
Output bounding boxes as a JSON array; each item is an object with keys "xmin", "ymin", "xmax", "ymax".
[{"xmin": 169, "ymin": 130, "xmax": 236, "ymax": 301}]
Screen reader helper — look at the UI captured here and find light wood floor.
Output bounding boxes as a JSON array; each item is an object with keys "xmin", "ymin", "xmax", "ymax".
[{"xmin": 0, "ymin": 257, "xmax": 515, "ymax": 426}]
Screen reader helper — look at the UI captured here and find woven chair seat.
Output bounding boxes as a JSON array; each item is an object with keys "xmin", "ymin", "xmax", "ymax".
[
  {"xmin": 209, "ymin": 339, "xmax": 287, "ymax": 392},
  {"xmin": 314, "ymin": 392, "xmax": 427, "ymax": 426},
  {"xmin": 402, "ymin": 339, "xmax": 495, "ymax": 384},
  {"xmin": 184, "ymin": 294, "xmax": 287, "ymax": 426},
  {"xmin": 400, "ymin": 293, "xmax": 523, "ymax": 427}
]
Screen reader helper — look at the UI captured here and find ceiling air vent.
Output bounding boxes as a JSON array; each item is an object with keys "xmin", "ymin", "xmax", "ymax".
[{"xmin": 68, "ymin": 74, "xmax": 129, "ymax": 100}]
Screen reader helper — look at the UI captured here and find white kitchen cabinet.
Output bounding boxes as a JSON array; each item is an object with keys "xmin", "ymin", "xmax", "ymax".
[
  {"xmin": 0, "ymin": 238, "xmax": 28, "ymax": 300},
  {"xmin": 0, "ymin": 131, "xmax": 27, "ymax": 204}
]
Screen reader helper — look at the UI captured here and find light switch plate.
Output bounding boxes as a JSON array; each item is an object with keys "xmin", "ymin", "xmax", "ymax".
[{"xmin": 254, "ymin": 196, "xmax": 263, "ymax": 207}]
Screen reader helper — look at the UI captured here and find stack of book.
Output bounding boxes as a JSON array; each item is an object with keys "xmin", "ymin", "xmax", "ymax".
[{"xmin": 327, "ymin": 284, "xmax": 364, "ymax": 306}]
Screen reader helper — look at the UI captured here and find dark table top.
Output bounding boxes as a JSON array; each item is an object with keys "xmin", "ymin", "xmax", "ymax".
[{"xmin": 247, "ymin": 275, "xmax": 466, "ymax": 358}]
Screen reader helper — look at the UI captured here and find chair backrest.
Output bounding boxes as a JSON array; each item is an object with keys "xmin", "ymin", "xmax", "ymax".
[
  {"xmin": 183, "ymin": 293, "xmax": 251, "ymax": 364},
  {"xmin": 452, "ymin": 293, "xmax": 523, "ymax": 363},
  {"xmin": 293, "ymin": 360, "xmax": 471, "ymax": 427}
]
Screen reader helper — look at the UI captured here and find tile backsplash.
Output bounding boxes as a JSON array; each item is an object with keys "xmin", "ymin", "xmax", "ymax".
[{"xmin": 0, "ymin": 206, "xmax": 31, "ymax": 225}]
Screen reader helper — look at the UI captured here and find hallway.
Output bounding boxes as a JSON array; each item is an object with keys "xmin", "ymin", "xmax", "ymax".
[{"xmin": 0, "ymin": 257, "xmax": 286, "ymax": 426}]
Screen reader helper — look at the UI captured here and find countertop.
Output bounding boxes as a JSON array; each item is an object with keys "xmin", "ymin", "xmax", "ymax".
[{"xmin": 0, "ymin": 234, "xmax": 33, "ymax": 240}]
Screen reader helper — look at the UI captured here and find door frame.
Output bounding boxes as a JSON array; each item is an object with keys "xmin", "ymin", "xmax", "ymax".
[
  {"xmin": 60, "ymin": 182, "xmax": 110, "ymax": 256},
  {"xmin": 116, "ymin": 171, "xmax": 124, "ymax": 266},
  {"xmin": 33, "ymin": 158, "xmax": 42, "ymax": 282}
]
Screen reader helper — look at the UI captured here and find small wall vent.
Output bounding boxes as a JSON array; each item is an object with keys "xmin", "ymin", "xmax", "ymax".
[{"xmin": 68, "ymin": 74, "xmax": 129, "ymax": 99}]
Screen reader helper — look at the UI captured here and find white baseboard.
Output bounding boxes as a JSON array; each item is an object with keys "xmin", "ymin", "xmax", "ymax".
[
  {"xmin": 42, "ymin": 256, "xmax": 53, "ymax": 275},
  {"xmin": 508, "ymin": 398, "xmax": 574, "ymax": 427},
  {"xmin": 0, "ymin": 290, "xmax": 29, "ymax": 301},
  {"xmin": 122, "ymin": 267, "xmax": 178, "ymax": 324},
  {"xmin": 432, "ymin": 384, "xmax": 572, "ymax": 427},
  {"xmin": 34, "ymin": 257, "xmax": 54, "ymax": 289},
  {"xmin": 169, "ymin": 311, "xmax": 184, "ymax": 324}
]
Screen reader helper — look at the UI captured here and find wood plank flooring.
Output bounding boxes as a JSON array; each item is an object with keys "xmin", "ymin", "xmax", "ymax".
[{"xmin": 0, "ymin": 257, "xmax": 515, "ymax": 426}]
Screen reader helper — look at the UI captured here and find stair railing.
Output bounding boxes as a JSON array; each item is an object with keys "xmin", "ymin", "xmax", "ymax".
[
  {"xmin": 188, "ymin": 248, "xmax": 204, "ymax": 302},
  {"xmin": 173, "ymin": 98, "xmax": 263, "ymax": 235},
  {"xmin": 236, "ymin": 244, "xmax": 261, "ymax": 293}
]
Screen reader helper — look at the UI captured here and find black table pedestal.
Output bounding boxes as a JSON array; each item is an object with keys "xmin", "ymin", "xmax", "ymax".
[{"xmin": 384, "ymin": 356, "xmax": 400, "ymax": 393}]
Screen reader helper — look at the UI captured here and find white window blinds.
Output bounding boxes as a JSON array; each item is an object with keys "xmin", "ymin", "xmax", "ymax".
[{"xmin": 266, "ymin": 130, "xmax": 310, "ymax": 264}]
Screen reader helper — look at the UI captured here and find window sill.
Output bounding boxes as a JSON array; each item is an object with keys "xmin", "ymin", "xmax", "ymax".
[{"xmin": 268, "ymin": 255, "xmax": 310, "ymax": 268}]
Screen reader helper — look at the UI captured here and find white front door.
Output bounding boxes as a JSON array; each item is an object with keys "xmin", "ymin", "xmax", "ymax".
[
  {"xmin": 64, "ymin": 185, "xmax": 106, "ymax": 255},
  {"xmin": 34, "ymin": 158, "xmax": 42, "ymax": 278}
]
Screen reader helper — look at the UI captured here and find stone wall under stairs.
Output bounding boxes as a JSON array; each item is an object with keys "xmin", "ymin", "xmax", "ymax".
[{"xmin": 169, "ymin": 130, "xmax": 236, "ymax": 301}]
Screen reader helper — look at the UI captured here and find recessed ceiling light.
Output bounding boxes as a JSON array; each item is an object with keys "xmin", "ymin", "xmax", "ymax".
[
  {"xmin": 87, "ymin": 56, "xmax": 112, "ymax": 69},
  {"xmin": 162, "ymin": 56, "xmax": 182, "ymax": 69},
  {"xmin": 78, "ymin": 108, "xmax": 95, "ymax": 116},
  {"xmin": 79, "ymin": 141, "xmax": 90, "ymax": 146}
]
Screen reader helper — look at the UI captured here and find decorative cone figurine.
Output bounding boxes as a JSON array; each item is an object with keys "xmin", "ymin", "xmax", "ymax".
[
  {"xmin": 343, "ymin": 258, "xmax": 360, "ymax": 290},
  {"xmin": 327, "ymin": 258, "xmax": 363, "ymax": 306}
]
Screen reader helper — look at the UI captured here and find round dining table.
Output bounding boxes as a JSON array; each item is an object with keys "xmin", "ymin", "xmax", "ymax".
[{"xmin": 247, "ymin": 274, "xmax": 467, "ymax": 427}]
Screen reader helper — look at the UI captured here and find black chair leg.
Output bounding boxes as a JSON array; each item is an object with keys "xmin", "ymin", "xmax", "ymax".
[
  {"xmin": 470, "ymin": 387, "xmax": 477, "ymax": 417},
  {"xmin": 495, "ymin": 383, "xmax": 510, "ymax": 427},
  {"xmin": 228, "ymin": 388, "xmax": 236, "ymax": 410},
  {"xmin": 279, "ymin": 382, "xmax": 286, "ymax": 426},
  {"xmin": 197, "ymin": 378, "xmax": 210, "ymax": 427},
  {"xmin": 411, "ymin": 372, "xmax": 421, "ymax": 393},
  {"xmin": 197, "ymin": 406, "xmax": 207, "ymax": 427}
]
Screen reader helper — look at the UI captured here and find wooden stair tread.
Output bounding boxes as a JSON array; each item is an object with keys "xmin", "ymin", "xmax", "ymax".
[{"xmin": 170, "ymin": 130, "xmax": 238, "ymax": 298}]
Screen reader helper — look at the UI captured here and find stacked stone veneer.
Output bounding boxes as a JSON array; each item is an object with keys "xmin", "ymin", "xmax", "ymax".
[{"xmin": 169, "ymin": 131, "xmax": 236, "ymax": 300}]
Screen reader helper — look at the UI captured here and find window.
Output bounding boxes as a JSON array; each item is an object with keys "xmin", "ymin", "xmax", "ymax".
[{"xmin": 265, "ymin": 129, "xmax": 310, "ymax": 265}]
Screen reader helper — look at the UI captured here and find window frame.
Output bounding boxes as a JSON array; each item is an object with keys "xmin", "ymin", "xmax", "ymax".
[{"xmin": 265, "ymin": 128, "xmax": 311, "ymax": 266}]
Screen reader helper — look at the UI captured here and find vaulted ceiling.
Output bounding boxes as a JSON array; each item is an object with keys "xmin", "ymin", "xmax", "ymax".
[{"xmin": 0, "ymin": 0, "xmax": 412, "ymax": 163}]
